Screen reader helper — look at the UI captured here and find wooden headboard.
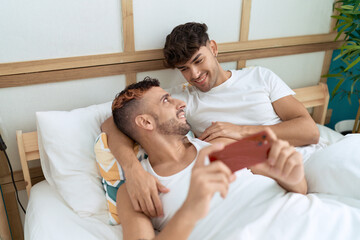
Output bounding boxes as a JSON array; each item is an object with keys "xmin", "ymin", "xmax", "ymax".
[{"xmin": 16, "ymin": 82, "xmax": 329, "ymax": 197}]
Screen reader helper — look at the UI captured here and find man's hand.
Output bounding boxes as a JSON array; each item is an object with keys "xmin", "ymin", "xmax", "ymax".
[
  {"xmin": 125, "ymin": 165, "xmax": 169, "ymax": 218},
  {"xmin": 250, "ymin": 129, "xmax": 306, "ymax": 194},
  {"xmin": 181, "ymin": 144, "xmax": 236, "ymax": 221},
  {"xmin": 198, "ymin": 122, "xmax": 262, "ymax": 142}
]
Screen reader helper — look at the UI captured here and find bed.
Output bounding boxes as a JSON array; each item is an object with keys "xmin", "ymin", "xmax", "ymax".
[{"xmin": 17, "ymin": 82, "xmax": 360, "ymax": 239}]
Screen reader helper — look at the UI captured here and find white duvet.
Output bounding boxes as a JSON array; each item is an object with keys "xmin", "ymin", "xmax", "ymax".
[{"xmin": 26, "ymin": 134, "xmax": 360, "ymax": 240}]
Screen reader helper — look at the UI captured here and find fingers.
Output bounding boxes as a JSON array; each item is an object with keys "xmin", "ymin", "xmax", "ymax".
[
  {"xmin": 282, "ymin": 151, "xmax": 304, "ymax": 183},
  {"xmin": 135, "ymin": 188, "xmax": 164, "ymax": 218},
  {"xmin": 195, "ymin": 143, "xmax": 225, "ymax": 167},
  {"xmin": 192, "ymin": 169, "xmax": 232, "ymax": 199},
  {"xmin": 138, "ymin": 197, "xmax": 151, "ymax": 217},
  {"xmin": 130, "ymin": 197, "xmax": 141, "ymax": 213},
  {"xmin": 198, "ymin": 123, "xmax": 218, "ymax": 141},
  {"xmin": 157, "ymin": 181, "xmax": 170, "ymax": 193},
  {"xmin": 262, "ymin": 127, "xmax": 277, "ymax": 143},
  {"xmin": 268, "ymin": 139, "xmax": 289, "ymax": 166},
  {"xmin": 204, "ymin": 160, "xmax": 232, "ymax": 177},
  {"xmin": 267, "ymin": 138, "xmax": 304, "ymax": 184}
]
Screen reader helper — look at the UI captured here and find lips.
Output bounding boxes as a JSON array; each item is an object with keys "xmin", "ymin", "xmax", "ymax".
[
  {"xmin": 193, "ymin": 73, "xmax": 207, "ymax": 85},
  {"xmin": 177, "ymin": 109, "xmax": 186, "ymax": 119}
]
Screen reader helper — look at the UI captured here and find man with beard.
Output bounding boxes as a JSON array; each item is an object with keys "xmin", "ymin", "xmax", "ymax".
[{"xmin": 112, "ymin": 78, "xmax": 360, "ymax": 240}]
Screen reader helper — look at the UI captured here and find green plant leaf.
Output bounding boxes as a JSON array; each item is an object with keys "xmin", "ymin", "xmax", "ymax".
[
  {"xmin": 335, "ymin": 22, "xmax": 352, "ymax": 40},
  {"xmin": 331, "ymin": 15, "xmax": 352, "ymax": 21},
  {"xmin": 322, "ymin": 73, "xmax": 344, "ymax": 78},
  {"xmin": 341, "ymin": 46, "xmax": 360, "ymax": 50},
  {"xmin": 332, "ymin": 78, "xmax": 345, "ymax": 98},
  {"xmin": 351, "ymin": 78, "xmax": 359, "ymax": 93},
  {"xmin": 345, "ymin": 56, "xmax": 360, "ymax": 71}
]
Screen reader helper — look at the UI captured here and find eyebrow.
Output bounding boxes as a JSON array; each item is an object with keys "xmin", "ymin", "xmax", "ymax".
[
  {"xmin": 160, "ymin": 93, "xmax": 170, "ymax": 102},
  {"xmin": 177, "ymin": 53, "xmax": 202, "ymax": 70}
]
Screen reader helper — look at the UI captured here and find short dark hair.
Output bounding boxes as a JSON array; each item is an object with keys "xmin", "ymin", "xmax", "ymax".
[
  {"xmin": 163, "ymin": 22, "xmax": 209, "ymax": 68},
  {"xmin": 112, "ymin": 77, "xmax": 160, "ymax": 141}
]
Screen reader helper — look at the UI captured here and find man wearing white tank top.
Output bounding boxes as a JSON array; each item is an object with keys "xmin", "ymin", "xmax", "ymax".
[{"xmin": 111, "ymin": 78, "xmax": 360, "ymax": 240}]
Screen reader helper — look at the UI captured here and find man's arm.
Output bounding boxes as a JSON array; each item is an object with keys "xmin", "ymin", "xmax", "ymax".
[
  {"xmin": 199, "ymin": 95, "xmax": 319, "ymax": 147},
  {"xmin": 269, "ymin": 95, "xmax": 319, "ymax": 146},
  {"xmin": 101, "ymin": 117, "xmax": 168, "ymax": 217},
  {"xmin": 117, "ymin": 144, "xmax": 234, "ymax": 240}
]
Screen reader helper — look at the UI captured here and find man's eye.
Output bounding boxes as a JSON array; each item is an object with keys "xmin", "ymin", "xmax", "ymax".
[
  {"xmin": 163, "ymin": 98, "xmax": 169, "ymax": 103},
  {"xmin": 195, "ymin": 59, "xmax": 203, "ymax": 64}
]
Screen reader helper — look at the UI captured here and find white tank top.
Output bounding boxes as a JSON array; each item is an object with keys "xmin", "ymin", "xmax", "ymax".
[{"xmin": 140, "ymin": 136, "xmax": 211, "ymax": 231}]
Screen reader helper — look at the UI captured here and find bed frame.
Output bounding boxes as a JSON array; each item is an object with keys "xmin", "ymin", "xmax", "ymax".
[{"xmin": 16, "ymin": 82, "xmax": 330, "ymax": 197}]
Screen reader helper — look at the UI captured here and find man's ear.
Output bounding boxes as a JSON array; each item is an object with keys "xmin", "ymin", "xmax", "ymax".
[
  {"xmin": 135, "ymin": 114, "xmax": 154, "ymax": 131},
  {"xmin": 209, "ymin": 40, "xmax": 218, "ymax": 57}
]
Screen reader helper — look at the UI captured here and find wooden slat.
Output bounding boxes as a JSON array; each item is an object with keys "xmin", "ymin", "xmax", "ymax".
[
  {"xmin": 237, "ymin": 0, "xmax": 252, "ymax": 69},
  {"xmin": 3, "ymin": 194, "xmax": 23, "ymax": 240},
  {"xmin": 25, "ymin": 151, "xmax": 40, "ymax": 161},
  {"xmin": 0, "ymin": 167, "xmax": 43, "ymax": 186},
  {"xmin": 122, "ymin": 0, "xmax": 135, "ymax": 52},
  {"xmin": 218, "ymin": 32, "xmax": 342, "ymax": 53},
  {"xmin": 0, "ymin": 40, "xmax": 343, "ymax": 89},
  {"xmin": 217, "ymin": 41, "xmax": 343, "ymax": 62},
  {"xmin": 126, "ymin": 73, "xmax": 137, "ymax": 86},
  {"xmin": 353, "ymin": 100, "xmax": 360, "ymax": 133},
  {"xmin": 294, "ymin": 83, "xmax": 329, "ymax": 124},
  {"xmin": 22, "ymin": 132, "xmax": 38, "ymax": 153},
  {"xmin": 1, "ymin": 176, "xmax": 45, "ymax": 194},
  {"xmin": 0, "ymin": 33, "xmax": 343, "ymax": 78},
  {"xmin": 16, "ymin": 130, "xmax": 32, "ymax": 196},
  {"xmin": 320, "ymin": 0, "xmax": 342, "ymax": 83},
  {"xmin": 0, "ymin": 50, "xmax": 163, "ymax": 77},
  {"xmin": 0, "ymin": 189, "xmax": 11, "ymax": 240},
  {"xmin": 320, "ymin": 50, "xmax": 334, "ymax": 83},
  {"xmin": 122, "ymin": 0, "xmax": 137, "ymax": 86},
  {"xmin": 0, "ymin": 60, "xmax": 164, "ymax": 88}
]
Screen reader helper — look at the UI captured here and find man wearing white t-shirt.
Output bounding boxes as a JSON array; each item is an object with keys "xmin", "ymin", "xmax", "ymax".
[{"xmin": 101, "ymin": 22, "xmax": 322, "ymax": 218}]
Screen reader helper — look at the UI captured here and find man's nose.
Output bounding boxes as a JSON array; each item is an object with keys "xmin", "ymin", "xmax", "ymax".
[
  {"xmin": 176, "ymin": 99, "xmax": 186, "ymax": 109},
  {"xmin": 190, "ymin": 66, "xmax": 200, "ymax": 80}
]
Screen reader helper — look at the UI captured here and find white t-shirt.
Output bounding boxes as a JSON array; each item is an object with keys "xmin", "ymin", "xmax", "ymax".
[
  {"xmin": 169, "ymin": 66, "xmax": 295, "ymax": 137},
  {"xmin": 168, "ymin": 66, "xmax": 327, "ymax": 161}
]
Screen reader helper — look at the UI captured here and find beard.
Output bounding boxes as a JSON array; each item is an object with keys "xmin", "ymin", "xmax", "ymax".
[{"xmin": 155, "ymin": 118, "xmax": 191, "ymax": 136}]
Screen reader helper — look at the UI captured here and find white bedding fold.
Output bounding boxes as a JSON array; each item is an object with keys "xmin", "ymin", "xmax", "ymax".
[{"xmin": 25, "ymin": 180, "xmax": 123, "ymax": 240}]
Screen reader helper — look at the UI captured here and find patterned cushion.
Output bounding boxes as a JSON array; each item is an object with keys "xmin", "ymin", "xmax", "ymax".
[{"xmin": 94, "ymin": 132, "xmax": 147, "ymax": 225}]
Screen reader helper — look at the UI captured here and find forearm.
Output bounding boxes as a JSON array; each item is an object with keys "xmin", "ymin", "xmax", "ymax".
[
  {"xmin": 240, "ymin": 116, "xmax": 319, "ymax": 147},
  {"xmin": 101, "ymin": 117, "xmax": 141, "ymax": 171},
  {"xmin": 267, "ymin": 116, "xmax": 319, "ymax": 146},
  {"xmin": 155, "ymin": 208, "xmax": 197, "ymax": 240}
]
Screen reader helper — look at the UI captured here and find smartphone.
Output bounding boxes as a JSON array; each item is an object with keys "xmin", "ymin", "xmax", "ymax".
[{"xmin": 209, "ymin": 131, "xmax": 271, "ymax": 172}]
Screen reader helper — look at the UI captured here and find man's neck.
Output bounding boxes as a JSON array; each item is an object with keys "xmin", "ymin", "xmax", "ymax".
[
  {"xmin": 141, "ymin": 134, "xmax": 197, "ymax": 176},
  {"xmin": 215, "ymin": 67, "xmax": 232, "ymax": 87}
]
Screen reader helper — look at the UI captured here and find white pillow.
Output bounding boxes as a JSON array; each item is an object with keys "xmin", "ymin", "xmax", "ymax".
[
  {"xmin": 36, "ymin": 101, "xmax": 112, "ymax": 217},
  {"xmin": 317, "ymin": 124, "xmax": 344, "ymax": 145},
  {"xmin": 305, "ymin": 134, "xmax": 360, "ymax": 199}
]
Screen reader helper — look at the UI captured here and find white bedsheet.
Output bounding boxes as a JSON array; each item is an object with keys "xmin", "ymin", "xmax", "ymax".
[
  {"xmin": 188, "ymin": 170, "xmax": 360, "ymax": 240},
  {"xmin": 26, "ymin": 127, "xmax": 359, "ymax": 240},
  {"xmin": 25, "ymin": 180, "xmax": 123, "ymax": 240}
]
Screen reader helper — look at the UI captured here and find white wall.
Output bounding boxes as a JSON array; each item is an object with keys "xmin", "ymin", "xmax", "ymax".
[{"xmin": 0, "ymin": 0, "xmax": 334, "ymax": 227}]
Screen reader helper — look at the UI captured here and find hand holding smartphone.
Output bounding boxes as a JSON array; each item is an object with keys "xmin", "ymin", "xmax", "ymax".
[{"xmin": 209, "ymin": 131, "xmax": 271, "ymax": 172}]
